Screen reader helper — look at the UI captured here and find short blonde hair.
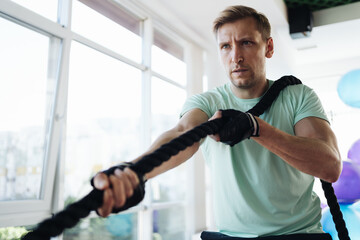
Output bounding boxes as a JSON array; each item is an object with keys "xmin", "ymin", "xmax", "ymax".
[{"xmin": 213, "ymin": 5, "xmax": 271, "ymax": 41}]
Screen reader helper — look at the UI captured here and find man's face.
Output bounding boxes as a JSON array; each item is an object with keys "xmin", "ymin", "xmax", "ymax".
[{"xmin": 217, "ymin": 17, "xmax": 273, "ymax": 90}]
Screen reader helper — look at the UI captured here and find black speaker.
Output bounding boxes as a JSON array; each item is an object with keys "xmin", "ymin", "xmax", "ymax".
[{"xmin": 288, "ymin": 6, "xmax": 313, "ymax": 39}]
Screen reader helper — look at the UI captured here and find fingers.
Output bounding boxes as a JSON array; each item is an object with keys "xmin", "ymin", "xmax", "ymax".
[
  {"xmin": 96, "ymin": 167, "xmax": 139, "ymax": 217},
  {"xmin": 93, "ymin": 172, "xmax": 110, "ymax": 190},
  {"xmin": 209, "ymin": 111, "xmax": 222, "ymax": 141},
  {"xmin": 97, "ymin": 188, "xmax": 114, "ymax": 217},
  {"xmin": 124, "ymin": 167, "xmax": 140, "ymax": 187},
  {"xmin": 93, "ymin": 173, "xmax": 113, "ymax": 217}
]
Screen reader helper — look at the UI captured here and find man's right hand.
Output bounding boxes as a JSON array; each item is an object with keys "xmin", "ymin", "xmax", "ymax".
[
  {"xmin": 92, "ymin": 167, "xmax": 141, "ymax": 217},
  {"xmin": 209, "ymin": 109, "xmax": 259, "ymax": 146}
]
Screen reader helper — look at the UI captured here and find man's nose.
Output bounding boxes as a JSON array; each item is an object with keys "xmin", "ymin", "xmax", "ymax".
[{"xmin": 231, "ymin": 46, "xmax": 244, "ymax": 63}]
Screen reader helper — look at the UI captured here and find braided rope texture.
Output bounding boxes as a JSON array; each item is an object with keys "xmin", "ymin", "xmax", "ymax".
[
  {"xmin": 22, "ymin": 119, "xmax": 225, "ymax": 240},
  {"xmin": 21, "ymin": 76, "xmax": 350, "ymax": 240},
  {"xmin": 321, "ymin": 180, "xmax": 351, "ymax": 240},
  {"xmin": 22, "ymin": 189, "xmax": 103, "ymax": 240}
]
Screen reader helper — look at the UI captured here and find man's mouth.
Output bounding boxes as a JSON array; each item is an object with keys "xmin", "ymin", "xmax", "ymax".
[{"xmin": 232, "ymin": 68, "xmax": 248, "ymax": 73}]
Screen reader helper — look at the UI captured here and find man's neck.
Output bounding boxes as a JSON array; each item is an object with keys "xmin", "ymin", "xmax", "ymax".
[{"xmin": 230, "ymin": 79, "xmax": 269, "ymax": 99}]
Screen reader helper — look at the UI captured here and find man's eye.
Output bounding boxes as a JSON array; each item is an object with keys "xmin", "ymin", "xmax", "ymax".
[
  {"xmin": 221, "ymin": 44, "xmax": 230, "ymax": 49},
  {"xmin": 243, "ymin": 41, "xmax": 253, "ymax": 46}
]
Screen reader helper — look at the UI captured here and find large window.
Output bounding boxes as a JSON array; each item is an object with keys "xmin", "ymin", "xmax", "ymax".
[
  {"xmin": 0, "ymin": 0, "xmax": 205, "ymax": 239},
  {"xmin": 10, "ymin": 0, "xmax": 58, "ymax": 22},
  {"xmin": 0, "ymin": 17, "xmax": 52, "ymax": 202},
  {"xmin": 64, "ymin": 40, "xmax": 143, "ymax": 203},
  {"xmin": 72, "ymin": 0, "xmax": 142, "ymax": 63},
  {"xmin": 149, "ymin": 29, "xmax": 188, "ymax": 239},
  {"xmin": 152, "ymin": 30, "xmax": 187, "ymax": 86},
  {"xmin": 0, "ymin": 8, "xmax": 61, "ymax": 228}
]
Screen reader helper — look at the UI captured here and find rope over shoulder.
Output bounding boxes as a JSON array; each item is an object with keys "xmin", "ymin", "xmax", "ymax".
[
  {"xmin": 22, "ymin": 76, "xmax": 350, "ymax": 240},
  {"xmin": 247, "ymin": 75, "xmax": 301, "ymax": 116}
]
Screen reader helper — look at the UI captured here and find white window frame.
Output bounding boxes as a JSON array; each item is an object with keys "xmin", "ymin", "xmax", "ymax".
[
  {"xmin": 0, "ymin": 0, "xmax": 207, "ymax": 238},
  {"xmin": 0, "ymin": 0, "xmax": 67, "ymax": 227}
]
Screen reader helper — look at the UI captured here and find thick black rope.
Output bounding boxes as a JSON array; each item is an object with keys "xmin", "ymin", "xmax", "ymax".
[
  {"xmin": 321, "ymin": 180, "xmax": 350, "ymax": 240},
  {"xmin": 22, "ymin": 76, "xmax": 349, "ymax": 240},
  {"xmin": 22, "ymin": 119, "xmax": 226, "ymax": 240}
]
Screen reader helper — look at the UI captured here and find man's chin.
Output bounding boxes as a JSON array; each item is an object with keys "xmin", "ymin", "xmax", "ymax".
[{"xmin": 230, "ymin": 78, "xmax": 253, "ymax": 89}]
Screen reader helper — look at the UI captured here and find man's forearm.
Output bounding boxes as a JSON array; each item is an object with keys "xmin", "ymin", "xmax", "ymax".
[
  {"xmin": 253, "ymin": 117, "xmax": 342, "ymax": 182},
  {"xmin": 131, "ymin": 128, "xmax": 200, "ymax": 180},
  {"xmin": 130, "ymin": 109, "xmax": 209, "ymax": 180}
]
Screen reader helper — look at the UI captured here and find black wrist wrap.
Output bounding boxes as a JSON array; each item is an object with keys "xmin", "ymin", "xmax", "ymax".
[{"xmin": 219, "ymin": 110, "xmax": 259, "ymax": 146}]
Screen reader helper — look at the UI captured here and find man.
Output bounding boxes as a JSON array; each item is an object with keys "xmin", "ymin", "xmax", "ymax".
[{"xmin": 93, "ymin": 5, "xmax": 342, "ymax": 239}]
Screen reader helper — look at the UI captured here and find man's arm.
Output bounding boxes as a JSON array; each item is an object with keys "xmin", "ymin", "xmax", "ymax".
[
  {"xmin": 253, "ymin": 116, "xmax": 342, "ymax": 183},
  {"xmin": 93, "ymin": 108, "xmax": 209, "ymax": 217},
  {"xmin": 134, "ymin": 108, "xmax": 209, "ymax": 179}
]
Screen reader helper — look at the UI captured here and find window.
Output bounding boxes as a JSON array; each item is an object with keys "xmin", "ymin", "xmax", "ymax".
[
  {"xmin": 0, "ymin": 12, "xmax": 60, "ymax": 226},
  {"xmin": 63, "ymin": 213, "xmax": 138, "ymax": 240},
  {"xmin": 151, "ymin": 77, "xmax": 186, "ymax": 142},
  {"xmin": 150, "ymin": 77, "xmax": 187, "ymax": 204},
  {"xmin": 72, "ymin": 0, "xmax": 142, "ymax": 63},
  {"xmin": 149, "ymin": 30, "xmax": 189, "ymax": 240},
  {"xmin": 0, "ymin": 0, "xmax": 205, "ymax": 238},
  {"xmin": 64, "ymin": 41, "xmax": 142, "ymax": 204},
  {"xmin": 10, "ymin": 0, "xmax": 58, "ymax": 22},
  {"xmin": 152, "ymin": 30, "xmax": 187, "ymax": 86},
  {"xmin": 0, "ymin": 17, "xmax": 51, "ymax": 201},
  {"xmin": 153, "ymin": 206, "xmax": 186, "ymax": 239},
  {"xmin": 64, "ymin": 2, "xmax": 192, "ymax": 240}
]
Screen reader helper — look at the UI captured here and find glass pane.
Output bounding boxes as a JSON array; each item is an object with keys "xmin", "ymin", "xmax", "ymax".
[
  {"xmin": 153, "ymin": 206, "xmax": 186, "ymax": 240},
  {"xmin": 152, "ymin": 31, "xmax": 186, "ymax": 86},
  {"xmin": 72, "ymin": 0, "xmax": 142, "ymax": 63},
  {"xmin": 65, "ymin": 41, "xmax": 142, "ymax": 201},
  {"xmin": 0, "ymin": 17, "xmax": 55, "ymax": 201},
  {"xmin": 10, "ymin": 0, "xmax": 58, "ymax": 22},
  {"xmin": 150, "ymin": 77, "xmax": 187, "ymax": 202},
  {"xmin": 63, "ymin": 213, "xmax": 138, "ymax": 240},
  {"xmin": 151, "ymin": 77, "xmax": 186, "ymax": 140},
  {"xmin": 150, "ymin": 164, "xmax": 188, "ymax": 203}
]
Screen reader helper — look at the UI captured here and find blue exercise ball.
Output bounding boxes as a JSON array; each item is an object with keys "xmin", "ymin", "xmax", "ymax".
[
  {"xmin": 337, "ymin": 69, "xmax": 360, "ymax": 108},
  {"xmin": 321, "ymin": 203, "xmax": 360, "ymax": 240}
]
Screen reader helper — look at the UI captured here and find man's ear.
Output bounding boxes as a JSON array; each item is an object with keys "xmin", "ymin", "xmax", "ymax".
[{"xmin": 265, "ymin": 37, "xmax": 274, "ymax": 58}]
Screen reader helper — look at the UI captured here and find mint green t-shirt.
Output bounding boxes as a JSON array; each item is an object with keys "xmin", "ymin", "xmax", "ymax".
[{"xmin": 180, "ymin": 80, "xmax": 329, "ymax": 237}]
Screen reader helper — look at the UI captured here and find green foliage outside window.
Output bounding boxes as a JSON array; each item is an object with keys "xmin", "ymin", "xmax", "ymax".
[{"xmin": 0, "ymin": 226, "xmax": 29, "ymax": 240}]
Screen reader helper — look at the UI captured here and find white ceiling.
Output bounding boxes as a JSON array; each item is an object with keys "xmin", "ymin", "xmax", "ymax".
[{"xmin": 139, "ymin": 0, "xmax": 360, "ymax": 75}]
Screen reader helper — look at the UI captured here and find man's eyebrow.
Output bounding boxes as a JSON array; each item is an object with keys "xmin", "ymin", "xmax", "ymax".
[{"xmin": 218, "ymin": 41, "xmax": 229, "ymax": 46}]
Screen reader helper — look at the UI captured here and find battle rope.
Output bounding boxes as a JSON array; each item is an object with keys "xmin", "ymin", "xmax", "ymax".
[
  {"xmin": 22, "ymin": 76, "xmax": 349, "ymax": 240},
  {"xmin": 322, "ymin": 180, "xmax": 350, "ymax": 240}
]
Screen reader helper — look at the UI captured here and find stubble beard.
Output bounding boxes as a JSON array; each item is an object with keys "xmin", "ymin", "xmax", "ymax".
[{"xmin": 229, "ymin": 72, "xmax": 257, "ymax": 90}]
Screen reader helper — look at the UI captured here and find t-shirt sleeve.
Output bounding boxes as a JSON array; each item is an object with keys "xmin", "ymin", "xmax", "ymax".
[
  {"xmin": 294, "ymin": 86, "xmax": 329, "ymax": 124},
  {"xmin": 180, "ymin": 93, "xmax": 213, "ymax": 119}
]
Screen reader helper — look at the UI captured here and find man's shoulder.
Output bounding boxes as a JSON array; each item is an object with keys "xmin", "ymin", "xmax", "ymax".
[
  {"xmin": 193, "ymin": 83, "xmax": 229, "ymax": 100},
  {"xmin": 279, "ymin": 79, "xmax": 312, "ymax": 97}
]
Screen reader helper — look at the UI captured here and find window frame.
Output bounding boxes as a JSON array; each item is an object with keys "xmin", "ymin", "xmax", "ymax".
[
  {"xmin": 0, "ymin": 0, "xmax": 207, "ymax": 238},
  {"xmin": 0, "ymin": 1, "xmax": 65, "ymax": 227}
]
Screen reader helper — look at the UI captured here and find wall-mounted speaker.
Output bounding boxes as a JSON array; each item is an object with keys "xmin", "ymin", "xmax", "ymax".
[{"xmin": 288, "ymin": 6, "xmax": 313, "ymax": 39}]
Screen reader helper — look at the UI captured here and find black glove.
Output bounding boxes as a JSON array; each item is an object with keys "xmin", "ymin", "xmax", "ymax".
[
  {"xmin": 91, "ymin": 162, "xmax": 146, "ymax": 214},
  {"xmin": 218, "ymin": 109, "xmax": 259, "ymax": 146}
]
